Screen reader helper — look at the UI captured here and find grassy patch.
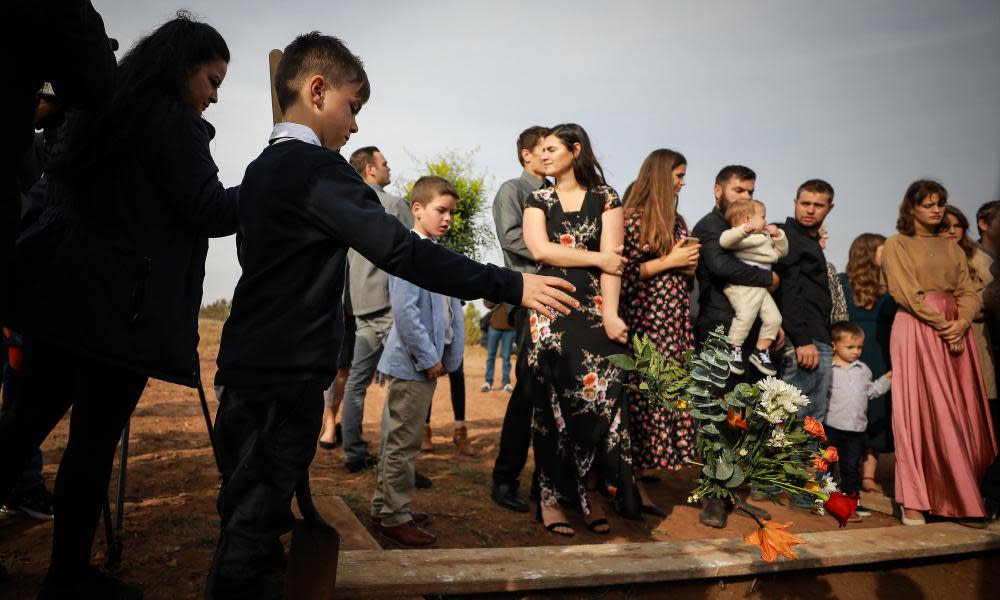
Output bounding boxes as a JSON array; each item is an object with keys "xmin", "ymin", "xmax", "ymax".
[{"xmin": 449, "ymin": 465, "xmax": 487, "ymax": 486}]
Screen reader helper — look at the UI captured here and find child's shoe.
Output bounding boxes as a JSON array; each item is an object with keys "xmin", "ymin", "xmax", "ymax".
[
  {"xmin": 502, "ymin": 383, "xmax": 513, "ymax": 392},
  {"xmin": 855, "ymin": 504, "xmax": 872, "ymax": 517},
  {"xmin": 749, "ymin": 348, "xmax": 777, "ymax": 376},
  {"xmin": 453, "ymin": 426, "xmax": 474, "ymax": 456},
  {"xmin": 421, "ymin": 424, "xmax": 434, "ymax": 452},
  {"xmin": 480, "ymin": 382, "xmax": 492, "ymax": 392},
  {"xmin": 729, "ymin": 346, "xmax": 745, "ymax": 375},
  {"xmin": 847, "ymin": 511, "xmax": 863, "ymax": 523}
]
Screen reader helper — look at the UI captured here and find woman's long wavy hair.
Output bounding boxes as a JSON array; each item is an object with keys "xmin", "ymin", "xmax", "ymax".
[
  {"xmin": 845, "ymin": 233, "xmax": 886, "ymax": 310},
  {"xmin": 944, "ymin": 205, "xmax": 978, "ymax": 260},
  {"xmin": 546, "ymin": 123, "xmax": 606, "ymax": 190},
  {"xmin": 623, "ymin": 149, "xmax": 687, "ymax": 256},
  {"xmin": 56, "ymin": 12, "xmax": 230, "ymax": 189}
]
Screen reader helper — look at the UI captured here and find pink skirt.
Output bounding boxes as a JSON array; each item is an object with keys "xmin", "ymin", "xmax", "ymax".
[{"xmin": 890, "ymin": 292, "xmax": 998, "ymax": 517}]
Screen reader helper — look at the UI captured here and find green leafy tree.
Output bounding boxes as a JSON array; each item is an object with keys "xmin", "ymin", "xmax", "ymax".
[
  {"xmin": 402, "ymin": 150, "xmax": 494, "ymax": 261},
  {"xmin": 463, "ymin": 303, "xmax": 483, "ymax": 347}
]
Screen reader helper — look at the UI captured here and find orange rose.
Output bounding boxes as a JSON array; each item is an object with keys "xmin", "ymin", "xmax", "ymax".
[
  {"xmin": 822, "ymin": 446, "xmax": 839, "ymax": 463},
  {"xmin": 582, "ymin": 372, "xmax": 599, "ymax": 387},
  {"xmin": 743, "ymin": 521, "xmax": 806, "ymax": 562},
  {"xmin": 726, "ymin": 408, "xmax": 749, "ymax": 430},
  {"xmin": 559, "ymin": 233, "xmax": 575, "ymax": 246},
  {"xmin": 803, "ymin": 416, "xmax": 827, "ymax": 441},
  {"xmin": 812, "ymin": 456, "xmax": 829, "ymax": 472}
]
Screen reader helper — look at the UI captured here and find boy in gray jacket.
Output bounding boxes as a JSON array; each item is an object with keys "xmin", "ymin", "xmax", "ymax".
[{"xmin": 719, "ymin": 199, "xmax": 789, "ymax": 375}]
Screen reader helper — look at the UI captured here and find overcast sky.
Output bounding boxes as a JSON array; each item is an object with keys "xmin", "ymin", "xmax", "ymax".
[{"xmin": 99, "ymin": 0, "xmax": 1000, "ymax": 303}]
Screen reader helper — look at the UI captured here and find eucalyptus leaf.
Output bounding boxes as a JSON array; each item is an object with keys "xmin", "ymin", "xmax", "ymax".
[
  {"xmin": 725, "ymin": 464, "xmax": 746, "ymax": 488},
  {"xmin": 701, "ymin": 423, "xmax": 720, "ymax": 435},
  {"xmin": 715, "ymin": 460, "xmax": 734, "ymax": 480}
]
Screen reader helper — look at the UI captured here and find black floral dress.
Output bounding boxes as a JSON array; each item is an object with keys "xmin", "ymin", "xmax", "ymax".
[
  {"xmin": 621, "ymin": 213, "xmax": 697, "ymax": 470},
  {"xmin": 525, "ymin": 185, "xmax": 640, "ymax": 519}
]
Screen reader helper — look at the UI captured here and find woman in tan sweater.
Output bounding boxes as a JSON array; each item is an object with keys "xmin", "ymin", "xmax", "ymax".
[{"xmin": 882, "ymin": 180, "xmax": 998, "ymax": 527}]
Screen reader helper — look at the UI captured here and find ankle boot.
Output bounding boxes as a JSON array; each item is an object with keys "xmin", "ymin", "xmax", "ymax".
[
  {"xmin": 453, "ymin": 426, "xmax": 474, "ymax": 456},
  {"xmin": 421, "ymin": 424, "xmax": 433, "ymax": 451}
]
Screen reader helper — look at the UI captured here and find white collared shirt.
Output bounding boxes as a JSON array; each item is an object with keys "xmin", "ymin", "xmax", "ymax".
[{"xmin": 269, "ymin": 122, "xmax": 321, "ymax": 146}]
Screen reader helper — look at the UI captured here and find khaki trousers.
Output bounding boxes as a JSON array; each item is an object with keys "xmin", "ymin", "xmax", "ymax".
[
  {"xmin": 371, "ymin": 377, "xmax": 437, "ymax": 526},
  {"xmin": 723, "ymin": 284, "xmax": 782, "ymax": 346}
]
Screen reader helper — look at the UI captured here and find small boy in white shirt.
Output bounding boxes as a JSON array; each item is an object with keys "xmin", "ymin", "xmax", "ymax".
[
  {"xmin": 827, "ymin": 321, "xmax": 892, "ymax": 521},
  {"xmin": 719, "ymin": 199, "xmax": 788, "ymax": 375}
]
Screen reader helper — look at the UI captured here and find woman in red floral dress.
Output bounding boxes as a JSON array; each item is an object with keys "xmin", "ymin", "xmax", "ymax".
[{"xmin": 621, "ymin": 149, "xmax": 701, "ymax": 516}]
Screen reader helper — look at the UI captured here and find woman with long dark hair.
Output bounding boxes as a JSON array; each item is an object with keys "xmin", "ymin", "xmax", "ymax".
[
  {"xmin": 0, "ymin": 13, "xmax": 237, "ymax": 596},
  {"xmin": 620, "ymin": 148, "xmax": 699, "ymax": 516},
  {"xmin": 522, "ymin": 123, "xmax": 640, "ymax": 536},
  {"xmin": 881, "ymin": 180, "xmax": 997, "ymax": 527},
  {"xmin": 840, "ymin": 233, "xmax": 896, "ymax": 496},
  {"xmin": 943, "ymin": 205, "xmax": 996, "ymax": 401}
]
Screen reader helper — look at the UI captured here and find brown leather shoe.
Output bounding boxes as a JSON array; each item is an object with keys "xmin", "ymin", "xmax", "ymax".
[
  {"xmin": 421, "ymin": 424, "xmax": 433, "ymax": 452},
  {"xmin": 379, "ymin": 521, "xmax": 437, "ymax": 548},
  {"xmin": 453, "ymin": 426, "xmax": 474, "ymax": 456}
]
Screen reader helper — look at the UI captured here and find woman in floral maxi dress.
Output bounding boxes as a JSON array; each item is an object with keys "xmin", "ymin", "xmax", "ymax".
[
  {"xmin": 621, "ymin": 149, "xmax": 700, "ymax": 516},
  {"xmin": 523, "ymin": 124, "xmax": 641, "ymax": 536}
]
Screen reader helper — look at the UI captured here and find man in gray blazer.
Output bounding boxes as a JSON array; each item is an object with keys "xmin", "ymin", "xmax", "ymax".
[
  {"xmin": 489, "ymin": 126, "xmax": 548, "ymax": 512},
  {"xmin": 341, "ymin": 147, "xmax": 413, "ymax": 473}
]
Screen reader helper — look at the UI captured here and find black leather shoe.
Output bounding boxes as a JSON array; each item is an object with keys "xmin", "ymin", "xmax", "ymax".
[
  {"xmin": 641, "ymin": 504, "xmax": 667, "ymax": 518},
  {"xmin": 345, "ymin": 452, "xmax": 379, "ymax": 473},
  {"xmin": 491, "ymin": 482, "xmax": 529, "ymax": 512},
  {"xmin": 414, "ymin": 471, "xmax": 433, "ymax": 489},
  {"xmin": 699, "ymin": 496, "xmax": 729, "ymax": 528}
]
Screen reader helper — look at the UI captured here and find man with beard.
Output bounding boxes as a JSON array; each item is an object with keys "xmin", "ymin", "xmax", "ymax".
[{"xmin": 691, "ymin": 165, "xmax": 776, "ymax": 528}]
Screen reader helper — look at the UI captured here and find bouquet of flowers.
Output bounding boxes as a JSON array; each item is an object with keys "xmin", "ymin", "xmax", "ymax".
[{"xmin": 609, "ymin": 326, "xmax": 858, "ymax": 562}]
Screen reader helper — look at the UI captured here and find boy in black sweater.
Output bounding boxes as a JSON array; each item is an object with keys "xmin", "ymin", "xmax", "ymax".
[{"xmin": 205, "ymin": 33, "xmax": 576, "ymax": 598}]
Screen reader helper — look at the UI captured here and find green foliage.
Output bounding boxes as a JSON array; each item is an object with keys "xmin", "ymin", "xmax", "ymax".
[
  {"xmin": 199, "ymin": 298, "xmax": 231, "ymax": 320},
  {"xmin": 464, "ymin": 303, "xmax": 483, "ymax": 347},
  {"xmin": 615, "ymin": 326, "xmax": 833, "ymax": 506},
  {"xmin": 402, "ymin": 150, "xmax": 495, "ymax": 261}
]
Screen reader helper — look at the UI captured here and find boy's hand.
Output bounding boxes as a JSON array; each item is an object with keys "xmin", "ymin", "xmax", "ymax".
[
  {"xmin": 885, "ymin": 370, "xmax": 892, "ymax": 380},
  {"xmin": 425, "ymin": 362, "xmax": 445, "ymax": 380},
  {"xmin": 520, "ymin": 273, "xmax": 578, "ymax": 318},
  {"xmin": 765, "ymin": 224, "xmax": 780, "ymax": 238}
]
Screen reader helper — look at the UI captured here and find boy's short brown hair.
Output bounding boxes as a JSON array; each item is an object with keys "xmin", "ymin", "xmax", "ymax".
[
  {"xmin": 410, "ymin": 176, "xmax": 458, "ymax": 207},
  {"xmin": 724, "ymin": 199, "xmax": 764, "ymax": 226},
  {"xmin": 831, "ymin": 321, "xmax": 864, "ymax": 341},
  {"xmin": 274, "ymin": 32, "xmax": 370, "ymax": 113}
]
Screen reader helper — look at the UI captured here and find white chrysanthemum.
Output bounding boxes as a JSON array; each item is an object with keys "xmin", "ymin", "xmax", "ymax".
[
  {"xmin": 756, "ymin": 376, "xmax": 810, "ymax": 422},
  {"xmin": 821, "ymin": 474, "xmax": 838, "ymax": 494},
  {"xmin": 766, "ymin": 428, "xmax": 791, "ymax": 448}
]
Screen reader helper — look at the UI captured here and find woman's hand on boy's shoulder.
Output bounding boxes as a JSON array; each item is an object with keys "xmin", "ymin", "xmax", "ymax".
[{"xmin": 519, "ymin": 273, "xmax": 578, "ymax": 318}]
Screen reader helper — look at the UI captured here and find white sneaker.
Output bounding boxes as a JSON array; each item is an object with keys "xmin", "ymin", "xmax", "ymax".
[
  {"xmin": 502, "ymin": 383, "xmax": 513, "ymax": 392},
  {"xmin": 480, "ymin": 382, "xmax": 492, "ymax": 392}
]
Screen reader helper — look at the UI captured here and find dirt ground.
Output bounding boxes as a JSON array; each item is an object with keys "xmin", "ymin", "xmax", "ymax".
[{"xmin": 1, "ymin": 319, "xmax": 997, "ymax": 599}]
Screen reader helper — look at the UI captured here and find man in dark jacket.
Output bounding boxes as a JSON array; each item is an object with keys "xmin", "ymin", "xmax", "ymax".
[{"xmin": 691, "ymin": 165, "xmax": 776, "ymax": 528}]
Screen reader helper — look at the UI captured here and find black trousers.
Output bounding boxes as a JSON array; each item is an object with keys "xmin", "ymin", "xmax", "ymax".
[
  {"xmin": 491, "ymin": 309, "xmax": 534, "ymax": 486},
  {"xmin": 427, "ymin": 360, "xmax": 465, "ymax": 423},
  {"xmin": 827, "ymin": 425, "xmax": 865, "ymax": 496},
  {"xmin": 205, "ymin": 379, "xmax": 325, "ymax": 599},
  {"xmin": 0, "ymin": 338, "xmax": 146, "ymax": 577}
]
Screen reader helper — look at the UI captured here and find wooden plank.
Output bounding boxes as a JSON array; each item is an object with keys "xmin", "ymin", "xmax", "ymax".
[
  {"xmin": 268, "ymin": 49, "xmax": 283, "ymax": 125},
  {"xmin": 311, "ymin": 495, "xmax": 381, "ymax": 551},
  {"xmin": 334, "ymin": 522, "xmax": 1000, "ymax": 598}
]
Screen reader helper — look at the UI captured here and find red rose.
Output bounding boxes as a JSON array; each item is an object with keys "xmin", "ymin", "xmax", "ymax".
[
  {"xmin": 559, "ymin": 233, "xmax": 575, "ymax": 246},
  {"xmin": 824, "ymin": 492, "xmax": 859, "ymax": 527}
]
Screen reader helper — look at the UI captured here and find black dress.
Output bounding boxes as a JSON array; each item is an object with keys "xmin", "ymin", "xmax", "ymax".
[
  {"xmin": 839, "ymin": 273, "xmax": 897, "ymax": 452},
  {"xmin": 525, "ymin": 185, "xmax": 640, "ymax": 518}
]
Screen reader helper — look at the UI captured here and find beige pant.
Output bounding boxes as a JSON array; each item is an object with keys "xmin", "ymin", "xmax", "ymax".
[
  {"xmin": 724, "ymin": 284, "xmax": 781, "ymax": 347},
  {"xmin": 370, "ymin": 377, "xmax": 437, "ymax": 527}
]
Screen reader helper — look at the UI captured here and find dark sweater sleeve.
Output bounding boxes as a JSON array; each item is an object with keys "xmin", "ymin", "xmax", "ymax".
[
  {"xmin": 147, "ymin": 101, "xmax": 239, "ymax": 238},
  {"xmin": 693, "ymin": 215, "xmax": 773, "ymax": 287},
  {"xmin": 774, "ymin": 237, "xmax": 810, "ymax": 347},
  {"xmin": 305, "ymin": 161, "xmax": 522, "ymax": 306}
]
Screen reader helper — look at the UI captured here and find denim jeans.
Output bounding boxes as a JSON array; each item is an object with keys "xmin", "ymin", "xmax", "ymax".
[
  {"xmin": 484, "ymin": 328, "xmax": 515, "ymax": 386},
  {"xmin": 781, "ymin": 339, "xmax": 833, "ymax": 506},
  {"xmin": 781, "ymin": 340, "xmax": 833, "ymax": 423},
  {"xmin": 341, "ymin": 310, "xmax": 393, "ymax": 464}
]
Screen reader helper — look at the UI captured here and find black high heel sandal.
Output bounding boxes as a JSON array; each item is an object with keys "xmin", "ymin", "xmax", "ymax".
[
  {"xmin": 584, "ymin": 489, "xmax": 610, "ymax": 534},
  {"xmin": 536, "ymin": 503, "xmax": 574, "ymax": 537}
]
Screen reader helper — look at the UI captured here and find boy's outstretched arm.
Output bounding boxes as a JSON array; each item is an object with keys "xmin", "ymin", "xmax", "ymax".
[{"xmin": 305, "ymin": 160, "xmax": 578, "ymax": 317}]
